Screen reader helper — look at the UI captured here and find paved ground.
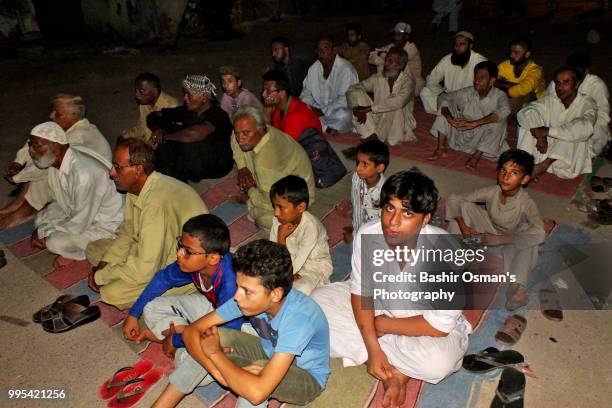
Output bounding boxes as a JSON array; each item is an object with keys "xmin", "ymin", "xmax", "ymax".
[{"xmin": 0, "ymin": 4, "xmax": 611, "ymax": 407}]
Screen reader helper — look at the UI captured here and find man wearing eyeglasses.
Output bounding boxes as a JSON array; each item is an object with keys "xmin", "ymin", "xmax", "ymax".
[{"xmin": 86, "ymin": 139, "xmax": 208, "ymax": 309}]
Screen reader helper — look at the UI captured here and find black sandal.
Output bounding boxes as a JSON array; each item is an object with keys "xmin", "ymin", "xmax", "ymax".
[
  {"xmin": 32, "ymin": 294, "xmax": 90, "ymax": 323},
  {"xmin": 41, "ymin": 303, "xmax": 100, "ymax": 333},
  {"xmin": 463, "ymin": 347, "xmax": 525, "ymax": 373},
  {"xmin": 491, "ymin": 367, "xmax": 525, "ymax": 407}
]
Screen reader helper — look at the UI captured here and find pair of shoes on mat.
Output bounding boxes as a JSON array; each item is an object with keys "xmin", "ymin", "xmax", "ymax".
[
  {"xmin": 32, "ymin": 294, "xmax": 100, "ymax": 333},
  {"xmin": 539, "ymin": 287, "xmax": 563, "ymax": 321},
  {"xmin": 463, "ymin": 347, "xmax": 526, "ymax": 374},
  {"xmin": 495, "ymin": 315, "xmax": 527, "ymax": 346},
  {"xmin": 491, "ymin": 368, "xmax": 526, "ymax": 407},
  {"xmin": 99, "ymin": 359, "xmax": 162, "ymax": 408}
]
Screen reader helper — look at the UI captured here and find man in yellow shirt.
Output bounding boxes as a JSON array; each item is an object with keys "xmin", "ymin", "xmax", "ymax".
[
  {"xmin": 496, "ymin": 37, "xmax": 546, "ymax": 114},
  {"xmin": 86, "ymin": 139, "xmax": 208, "ymax": 309}
]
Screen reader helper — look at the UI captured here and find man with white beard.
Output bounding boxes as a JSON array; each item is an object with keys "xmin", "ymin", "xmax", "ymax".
[
  {"xmin": 420, "ymin": 32, "xmax": 487, "ymax": 114},
  {"xmin": 347, "ymin": 47, "xmax": 417, "ymax": 145},
  {"xmin": 28, "ymin": 122, "xmax": 123, "ymax": 261}
]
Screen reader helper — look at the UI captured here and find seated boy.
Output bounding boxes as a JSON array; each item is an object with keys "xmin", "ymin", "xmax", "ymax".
[
  {"xmin": 269, "ymin": 175, "xmax": 333, "ymax": 295},
  {"xmin": 219, "ymin": 65, "xmax": 263, "ymax": 115},
  {"xmin": 312, "ymin": 170, "xmax": 472, "ymax": 407},
  {"xmin": 446, "ymin": 149, "xmax": 545, "ymax": 310},
  {"xmin": 122, "ymin": 214, "xmax": 246, "ymax": 355},
  {"xmin": 344, "ymin": 139, "xmax": 389, "ymax": 243},
  {"xmin": 153, "ymin": 240, "xmax": 330, "ymax": 408}
]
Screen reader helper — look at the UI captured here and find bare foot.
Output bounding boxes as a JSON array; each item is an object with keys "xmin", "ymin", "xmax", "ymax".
[
  {"xmin": 382, "ymin": 366, "xmax": 409, "ymax": 408},
  {"xmin": 465, "ymin": 156, "xmax": 480, "ymax": 170},
  {"xmin": 229, "ymin": 192, "xmax": 249, "ymax": 204},
  {"xmin": 342, "ymin": 226, "xmax": 353, "ymax": 243},
  {"xmin": 427, "ymin": 148, "xmax": 448, "ymax": 161},
  {"xmin": 531, "ymin": 160, "xmax": 552, "ymax": 181},
  {"xmin": 326, "ymin": 128, "xmax": 339, "ymax": 137},
  {"xmin": 0, "ymin": 202, "xmax": 36, "ymax": 231},
  {"xmin": 54, "ymin": 256, "xmax": 77, "ymax": 269}
]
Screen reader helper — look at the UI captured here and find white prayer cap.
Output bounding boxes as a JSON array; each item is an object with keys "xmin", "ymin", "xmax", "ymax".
[
  {"xmin": 455, "ymin": 31, "xmax": 475, "ymax": 42},
  {"xmin": 30, "ymin": 121, "xmax": 67, "ymax": 144},
  {"xmin": 391, "ymin": 22, "xmax": 411, "ymax": 34}
]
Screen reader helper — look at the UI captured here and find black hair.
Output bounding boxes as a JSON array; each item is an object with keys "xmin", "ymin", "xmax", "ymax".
[
  {"xmin": 316, "ymin": 34, "xmax": 335, "ymax": 46},
  {"xmin": 270, "ymin": 36, "xmax": 290, "ymax": 47},
  {"xmin": 118, "ymin": 138, "xmax": 155, "ymax": 175},
  {"xmin": 182, "ymin": 214, "xmax": 230, "ymax": 256},
  {"xmin": 233, "ymin": 239, "xmax": 293, "ymax": 298},
  {"xmin": 554, "ymin": 65, "xmax": 584, "ymax": 82},
  {"xmin": 497, "ymin": 149, "xmax": 535, "ymax": 177},
  {"xmin": 270, "ymin": 175, "xmax": 309, "ymax": 207},
  {"xmin": 475, "ymin": 60, "xmax": 498, "ymax": 78},
  {"xmin": 356, "ymin": 139, "xmax": 390, "ymax": 170},
  {"xmin": 566, "ymin": 51, "xmax": 592, "ymax": 71},
  {"xmin": 135, "ymin": 72, "xmax": 161, "ymax": 91},
  {"xmin": 509, "ymin": 36, "xmax": 532, "ymax": 52},
  {"xmin": 262, "ymin": 70, "xmax": 290, "ymax": 93},
  {"xmin": 346, "ymin": 22, "xmax": 363, "ymax": 36},
  {"xmin": 380, "ymin": 169, "xmax": 438, "ymax": 216}
]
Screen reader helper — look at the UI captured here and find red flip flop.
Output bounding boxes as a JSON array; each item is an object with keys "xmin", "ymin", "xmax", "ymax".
[
  {"xmin": 107, "ymin": 368, "xmax": 163, "ymax": 408},
  {"xmin": 98, "ymin": 359, "xmax": 154, "ymax": 400}
]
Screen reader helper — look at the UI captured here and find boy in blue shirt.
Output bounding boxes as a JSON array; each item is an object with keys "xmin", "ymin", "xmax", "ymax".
[
  {"xmin": 122, "ymin": 214, "xmax": 246, "ymax": 354},
  {"xmin": 152, "ymin": 240, "xmax": 330, "ymax": 408}
]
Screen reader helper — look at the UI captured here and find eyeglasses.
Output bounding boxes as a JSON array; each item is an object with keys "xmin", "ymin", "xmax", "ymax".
[
  {"xmin": 176, "ymin": 236, "xmax": 207, "ymax": 257},
  {"xmin": 112, "ymin": 162, "xmax": 134, "ymax": 171},
  {"xmin": 262, "ymin": 88, "xmax": 281, "ymax": 95}
]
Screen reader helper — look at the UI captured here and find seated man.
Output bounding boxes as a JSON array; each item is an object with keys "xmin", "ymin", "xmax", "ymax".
[
  {"xmin": 368, "ymin": 22, "xmax": 425, "ymax": 95},
  {"xmin": 269, "ymin": 176, "xmax": 332, "ymax": 295},
  {"xmin": 153, "ymin": 240, "xmax": 330, "ymax": 408},
  {"xmin": 261, "ymin": 69, "xmax": 322, "ymax": 140},
  {"xmin": 147, "ymin": 74, "xmax": 234, "ymax": 183},
  {"xmin": 86, "ymin": 139, "xmax": 208, "ymax": 309},
  {"xmin": 517, "ymin": 66, "xmax": 597, "ymax": 180},
  {"xmin": 269, "ymin": 36, "xmax": 310, "ymax": 97},
  {"xmin": 2, "ymin": 94, "xmax": 112, "ymax": 230},
  {"xmin": 496, "ymin": 37, "xmax": 546, "ymax": 114},
  {"xmin": 337, "ymin": 22, "xmax": 370, "ymax": 81},
  {"xmin": 28, "ymin": 122, "xmax": 122, "ymax": 261},
  {"xmin": 544, "ymin": 51, "xmax": 610, "ymax": 158},
  {"xmin": 312, "ymin": 170, "xmax": 471, "ymax": 407},
  {"xmin": 429, "ymin": 61, "xmax": 511, "ymax": 169},
  {"xmin": 230, "ymin": 106, "xmax": 315, "ymax": 230},
  {"xmin": 420, "ymin": 31, "xmax": 487, "ymax": 114},
  {"xmin": 120, "ymin": 72, "xmax": 179, "ymax": 144},
  {"xmin": 347, "ymin": 47, "xmax": 417, "ymax": 146},
  {"xmin": 300, "ymin": 35, "xmax": 358, "ymax": 134}
]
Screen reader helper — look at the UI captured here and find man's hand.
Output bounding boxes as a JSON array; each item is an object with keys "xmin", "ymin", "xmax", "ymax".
[
  {"xmin": 454, "ymin": 118, "xmax": 479, "ymax": 131},
  {"xmin": 442, "ymin": 107, "xmax": 461, "ymax": 128},
  {"xmin": 237, "ymin": 167, "xmax": 256, "ymax": 192},
  {"xmin": 262, "ymin": 104, "xmax": 276, "ymax": 124},
  {"xmin": 123, "ymin": 315, "xmax": 141, "ymax": 342},
  {"xmin": 366, "ymin": 348, "xmax": 393, "ymax": 381},
  {"xmin": 352, "ymin": 106, "xmax": 371, "ymax": 124},
  {"xmin": 4, "ymin": 162, "xmax": 23, "ymax": 183},
  {"xmin": 30, "ymin": 230, "xmax": 46, "ymax": 250},
  {"xmin": 148, "ymin": 130, "xmax": 165, "ymax": 150},
  {"xmin": 457, "ymin": 221, "xmax": 480, "ymax": 238},
  {"xmin": 535, "ymin": 135, "xmax": 548, "ymax": 154},
  {"xmin": 530, "ymin": 126, "xmax": 549, "ymax": 140},
  {"xmin": 201, "ymin": 326, "xmax": 223, "ymax": 357}
]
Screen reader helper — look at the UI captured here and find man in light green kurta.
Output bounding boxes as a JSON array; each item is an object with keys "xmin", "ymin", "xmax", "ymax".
[
  {"xmin": 86, "ymin": 139, "xmax": 208, "ymax": 309},
  {"xmin": 231, "ymin": 106, "xmax": 315, "ymax": 230}
]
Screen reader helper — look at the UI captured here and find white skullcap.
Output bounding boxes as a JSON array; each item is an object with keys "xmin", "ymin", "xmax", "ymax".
[{"xmin": 30, "ymin": 121, "xmax": 67, "ymax": 144}]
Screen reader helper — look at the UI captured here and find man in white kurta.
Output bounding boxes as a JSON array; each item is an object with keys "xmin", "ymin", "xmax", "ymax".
[
  {"xmin": 312, "ymin": 221, "xmax": 472, "ymax": 384},
  {"xmin": 348, "ymin": 47, "xmax": 416, "ymax": 145},
  {"xmin": 420, "ymin": 32, "xmax": 487, "ymax": 114},
  {"xmin": 29, "ymin": 122, "xmax": 123, "ymax": 261},
  {"xmin": 518, "ymin": 67, "xmax": 597, "ymax": 179},
  {"xmin": 544, "ymin": 54, "xmax": 610, "ymax": 157},
  {"xmin": 368, "ymin": 22, "xmax": 425, "ymax": 95},
  {"xmin": 300, "ymin": 36, "xmax": 358, "ymax": 134},
  {"xmin": 429, "ymin": 61, "xmax": 511, "ymax": 168},
  {"xmin": 2, "ymin": 95, "xmax": 112, "ymax": 230}
]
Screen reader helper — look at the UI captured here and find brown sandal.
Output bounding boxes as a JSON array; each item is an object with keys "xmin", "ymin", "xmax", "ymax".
[
  {"xmin": 539, "ymin": 288, "xmax": 563, "ymax": 321},
  {"xmin": 495, "ymin": 314, "xmax": 527, "ymax": 346}
]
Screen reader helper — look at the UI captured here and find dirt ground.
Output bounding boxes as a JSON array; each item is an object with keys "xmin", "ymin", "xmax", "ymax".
[{"xmin": 0, "ymin": 4, "xmax": 611, "ymax": 408}]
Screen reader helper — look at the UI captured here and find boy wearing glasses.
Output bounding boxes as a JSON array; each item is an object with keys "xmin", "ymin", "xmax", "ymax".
[{"xmin": 123, "ymin": 214, "xmax": 246, "ymax": 356}]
